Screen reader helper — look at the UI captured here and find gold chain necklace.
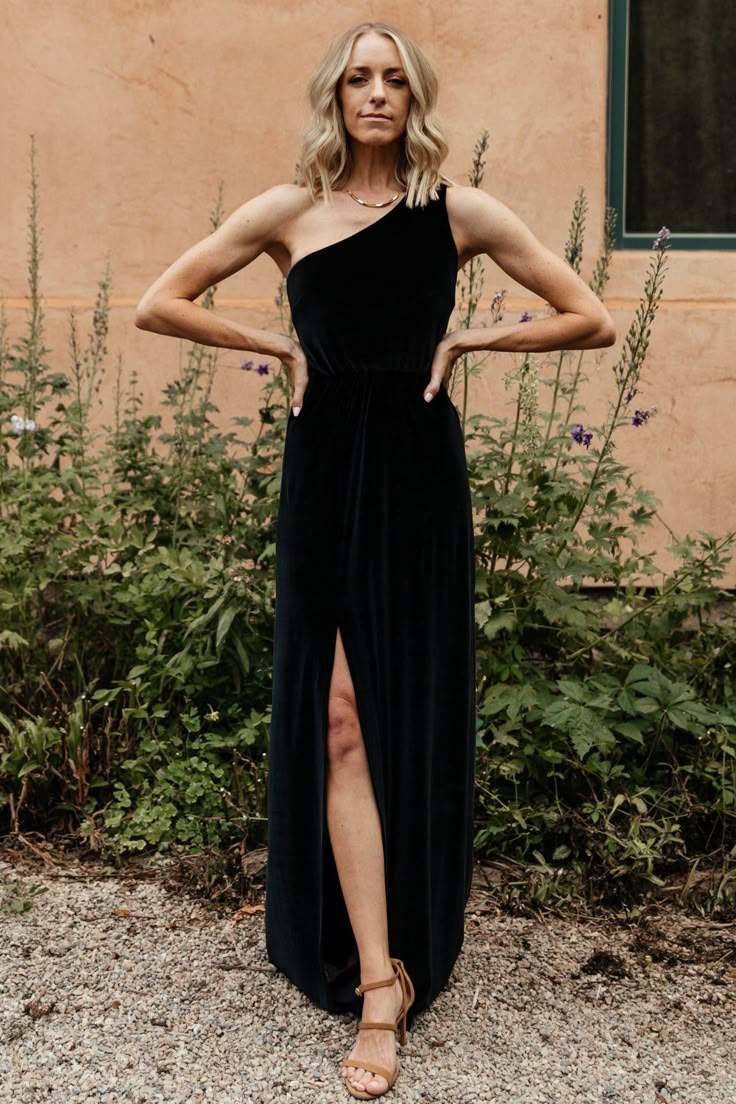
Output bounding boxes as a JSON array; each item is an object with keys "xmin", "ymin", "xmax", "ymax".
[{"xmin": 346, "ymin": 189, "xmax": 404, "ymax": 208}]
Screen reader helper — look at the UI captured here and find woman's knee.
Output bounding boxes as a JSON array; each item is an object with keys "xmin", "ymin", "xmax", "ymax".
[{"xmin": 327, "ymin": 694, "xmax": 363, "ymax": 764}]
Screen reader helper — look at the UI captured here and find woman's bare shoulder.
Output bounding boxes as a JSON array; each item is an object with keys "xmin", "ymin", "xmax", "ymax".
[
  {"xmin": 263, "ymin": 182, "xmax": 314, "ymax": 213},
  {"xmin": 444, "ymin": 182, "xmax": 502, "ymax": 221},
  {"xmin": 230, "ymin": 183, "xmax": 314, "ymax": 233}
]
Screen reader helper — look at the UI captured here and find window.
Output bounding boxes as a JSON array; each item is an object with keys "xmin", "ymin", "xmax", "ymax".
[{"xmin": 607, "ymin": 0, "xmax": 735, "ymax": 249}]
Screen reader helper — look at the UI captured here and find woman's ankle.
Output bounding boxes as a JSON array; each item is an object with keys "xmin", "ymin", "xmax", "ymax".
[{"xmin": 358, "ymin": 953, "xmax": 394, "ymax": 984}]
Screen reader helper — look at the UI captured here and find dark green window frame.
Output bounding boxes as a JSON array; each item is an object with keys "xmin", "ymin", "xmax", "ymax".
[{"xmin": 607, "ymin": 0, "xmax": 735, "ymax": 250}]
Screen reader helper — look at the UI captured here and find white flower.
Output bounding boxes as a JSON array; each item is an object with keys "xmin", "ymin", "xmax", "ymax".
[{"xmin": 9, "ymin": 414, "xmax": 36, "ymax": 433}]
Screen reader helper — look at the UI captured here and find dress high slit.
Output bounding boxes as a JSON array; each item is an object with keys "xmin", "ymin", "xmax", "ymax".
[{"xmin": 265, "ymin": 182, "xmax": 476, "ymax": 1031}]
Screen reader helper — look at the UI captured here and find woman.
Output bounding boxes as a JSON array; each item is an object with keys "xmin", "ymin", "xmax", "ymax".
[{"xmin": 135, "ymin": 20, "xmax": 615, "ymax": 1100}]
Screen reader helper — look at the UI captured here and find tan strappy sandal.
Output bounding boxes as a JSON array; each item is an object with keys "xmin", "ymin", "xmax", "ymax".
[{"xmin": 341, "ymin": 956, "xmax": 415, "ymax": 1099}]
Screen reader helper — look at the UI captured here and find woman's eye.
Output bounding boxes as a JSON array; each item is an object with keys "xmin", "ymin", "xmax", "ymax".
[{"xmin": 347, "ymin": 76, "xmax": 406, "ymax": 86}]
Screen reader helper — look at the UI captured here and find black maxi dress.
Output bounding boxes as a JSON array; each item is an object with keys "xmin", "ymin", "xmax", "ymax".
[{"xmin": 265, "ymin": 182, "xmax": 476, "ymax": 1032}]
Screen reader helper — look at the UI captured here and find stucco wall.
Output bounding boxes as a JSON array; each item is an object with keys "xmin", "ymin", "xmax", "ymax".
[{"xmin": 3, "ymin": 1, "xmax": 735, "ymax": 585}]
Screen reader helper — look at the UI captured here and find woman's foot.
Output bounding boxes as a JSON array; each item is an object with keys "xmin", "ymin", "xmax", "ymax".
[{"xmin": 341, "ymin": 970, "xmax": 405, "ymax": 1095}]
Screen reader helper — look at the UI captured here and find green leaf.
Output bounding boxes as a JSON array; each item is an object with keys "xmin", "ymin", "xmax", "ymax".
[
  {"xmin": 185, "ymin": 590, "xmax": 228, "ymax": 636},
  {"xmin": 216, "ymin": 605, "xmax": 238, "ymax": 651},
  {"xmin": 483, "ymin": 611, "xmax": 516, "ymax": 640},
  {"xmin": 611, "ymin": 721, "xmax": 645, "ymax": 744},
  {"xmin": 632, "ymin": 697, "xmax": 660, "ymax": 715}
]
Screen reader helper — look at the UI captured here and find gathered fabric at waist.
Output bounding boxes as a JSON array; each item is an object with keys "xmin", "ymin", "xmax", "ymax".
[
  {"xmin": 292, "ymin": 367, "xmax": 458, "ymax": 425},
  {"xmin": 303, "ymin": 363, "xmax": 433, "ymax": 379}
]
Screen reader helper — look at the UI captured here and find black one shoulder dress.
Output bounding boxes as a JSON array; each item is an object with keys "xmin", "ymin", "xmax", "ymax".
[{"xmin": 265, "ymin": 181, "xmax": 476, "ymax": 1032}]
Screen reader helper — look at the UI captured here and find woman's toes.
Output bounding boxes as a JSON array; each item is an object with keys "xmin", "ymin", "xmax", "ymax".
[{"xmin": 358, "ymin": 1070, "xmax": 385, "ymax": 1091}]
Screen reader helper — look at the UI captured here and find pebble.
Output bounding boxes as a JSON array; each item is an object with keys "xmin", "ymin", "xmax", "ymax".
[{"xmin": 0, "ymin": 856, "xmax": 734, "ymax": 1103}]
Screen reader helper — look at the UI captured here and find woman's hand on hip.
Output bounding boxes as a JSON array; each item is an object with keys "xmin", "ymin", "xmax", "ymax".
[
  {"xmin": 424, "ymin": 332, "xmax": 464, "ymax": 402},
  {"xmin": 282, "ymin": 339, "xmax": 309, "ymax": 416}
]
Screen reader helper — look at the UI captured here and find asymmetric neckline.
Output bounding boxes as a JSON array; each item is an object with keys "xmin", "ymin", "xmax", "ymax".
[{"xmin": 286, "ymin": 194, "xmax": 409, "ymax": 286}]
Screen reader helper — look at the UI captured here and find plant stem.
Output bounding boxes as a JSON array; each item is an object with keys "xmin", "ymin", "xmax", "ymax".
[
  {"xmin": 543, "ymin": 350, "xmax": 565, "ymax": 446},
  {"xmin": 561, "ymin": 531, "xmax": 736, "ymax": 664}
]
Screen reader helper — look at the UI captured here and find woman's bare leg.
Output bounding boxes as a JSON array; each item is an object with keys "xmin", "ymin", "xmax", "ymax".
[{"xmin": 327, "ymin": 627, "xmax": 405, "ymax": 1096}]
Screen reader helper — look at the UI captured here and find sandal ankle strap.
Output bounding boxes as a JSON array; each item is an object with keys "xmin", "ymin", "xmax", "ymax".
[{"xmin": 354, "ymin": 962, "xmax": 399, "ymax": 997}]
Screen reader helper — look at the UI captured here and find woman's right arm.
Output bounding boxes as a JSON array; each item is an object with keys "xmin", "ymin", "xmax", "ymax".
[{"xmin": 134, "ymin": 184, "xmax": 309, "ymax": 414}]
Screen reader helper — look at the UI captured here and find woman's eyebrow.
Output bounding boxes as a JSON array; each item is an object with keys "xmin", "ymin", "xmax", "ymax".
[{"xmin": 347, "ymin": 65, "xmax": 405, "ymax": 74}]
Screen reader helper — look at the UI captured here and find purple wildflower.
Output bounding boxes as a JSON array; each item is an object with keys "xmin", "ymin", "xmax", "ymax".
[
  {"xmin": 571, "ymin": 423, "xmax": 593, "ymax": 449},
  {"xmin": 652, "ymin": 226, "xmax": 671, "ymax": 251},
  {"xmin": 631, "ymin": 404, "xmax": 657, "ymax": 427},
  {"xmin": 623, "ymin": 387, "xmax": 638, "ymax": 405},
  {"xmin": 519, "ymin": 311, "xmax": 532, "ymax": 323},
  {"xmin": 240, "ymin": 359, "xmax": 254, "ymax": 371},
  {"xmin": 274, "ymin": 294, "xmax": 281, "ymax": 306},
  {"xmin": 256, "ymin": 362, "xmax": 269, "ymax": 375}
]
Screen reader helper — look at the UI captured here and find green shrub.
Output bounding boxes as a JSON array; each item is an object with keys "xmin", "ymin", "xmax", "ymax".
[
  {"xmin": 1, "ymin": 134, "xmax": 734, "ymax": 911},
  {"xmin": 453, "ymin": 133, "xmax": 736, "ymax": 905}
]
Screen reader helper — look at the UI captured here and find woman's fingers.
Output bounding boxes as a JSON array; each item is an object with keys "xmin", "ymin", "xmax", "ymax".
[
  {"xmin": 423, "ymin": 375, "xmax": 448, "ymax": 402},
  {"xmin": 291, "ymin": 373, "xmax": 308, "ymax": 415},
  {"xmin": 282, "ymin": 341, "xmax": 308, "ymax": 416},
  {"xmin": 291, "ymin": 359, "xmax": 308, "ymax": 415},
  {"xmin": 423, "ymin": 334, "xmax": 459, "ymax": 402},
  {"xmin": 423, "ymin": 365, "xmax": 452, "ymax": 402}
]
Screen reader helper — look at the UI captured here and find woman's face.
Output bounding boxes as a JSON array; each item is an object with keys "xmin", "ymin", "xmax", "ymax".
[{"xmin": 337, "ymin": 31, "xmax": 411, "ymax": 149}]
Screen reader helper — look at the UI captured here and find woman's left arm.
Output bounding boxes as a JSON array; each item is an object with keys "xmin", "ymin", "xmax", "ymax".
[{"xmin": 425, "ymin": 185, "xmax": 617, "ymax": 401}]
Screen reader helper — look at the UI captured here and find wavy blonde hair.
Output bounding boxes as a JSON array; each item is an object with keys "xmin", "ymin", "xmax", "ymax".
[{"xmin": 296, "ymin": 21, "xmax": 455, "ymax": 208}]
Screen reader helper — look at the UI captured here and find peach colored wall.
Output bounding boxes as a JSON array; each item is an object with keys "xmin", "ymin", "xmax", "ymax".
[{"xmin": 3, "ymin": 1, "xmax": 735, "ymax": 585}]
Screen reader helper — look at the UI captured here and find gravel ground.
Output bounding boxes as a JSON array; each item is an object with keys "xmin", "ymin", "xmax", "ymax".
[{"xmin": 1, "ymin": 853, "xmax": 734, "ymax": 1104}]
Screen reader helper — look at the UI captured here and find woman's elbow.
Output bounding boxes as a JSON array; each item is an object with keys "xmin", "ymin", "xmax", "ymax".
[
  {"xmin": 593, "ymin": 310, "xmax": 616, "ymax": 348},
  {"xmin": 134, "ymin": 295, "xmax": 158, "ymax": 331}
]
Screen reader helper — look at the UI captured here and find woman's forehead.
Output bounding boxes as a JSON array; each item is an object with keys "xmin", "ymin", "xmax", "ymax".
[{"xmin": 345, "ymin": 31, "xmax": 403, "ymax": 69}]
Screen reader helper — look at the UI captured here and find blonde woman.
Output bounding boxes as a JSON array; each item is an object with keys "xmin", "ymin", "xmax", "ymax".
[{"xmin": 135, "ymin": 20, "xmax": 615, "ymax": 1099}]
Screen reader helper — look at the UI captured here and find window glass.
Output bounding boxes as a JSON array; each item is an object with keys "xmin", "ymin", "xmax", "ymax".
[{"xmin": 626, "ymin": 1, "xmax": 735, "ymax": 234}]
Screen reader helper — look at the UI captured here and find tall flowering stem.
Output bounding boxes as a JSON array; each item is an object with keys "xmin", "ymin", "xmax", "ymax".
[
  {"xmin": 23, "ymin": 136, "xmax": 45, "ymax": 429},
  {"xmin": 66, "ymin": 262, "xmax": 111, "ymax": 496},
  {"xmin": 544, "ymin": 187, "xmax": 587, "ymax": 446},
  {"xmin": 487, "ymin": 352, "xmax": 532, "ymax": 579},
  {"xmin": 551, "ymin": 206, "xmax": 618, "ymax": 477},
  {"xmin": 163, "ymin": 185, "xmax": 228, "ymax": 547},
  {"xmin": 1, "ymin": 136, "xmax": 57, "ymax": 500},
  {"xmin": 502, "ymin": 358, "xmax": 529, "ymax": 494},
  {"xmin": 568, "ymin": 226, "xmax": 671, "ymax": 531},
  {"xmin": 0, "ymin": 301, "xmax": 9, "ymax": 472},
  {"xmin": 589, "ymin": 206, "xmax": 618, "ymax": 302}
]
